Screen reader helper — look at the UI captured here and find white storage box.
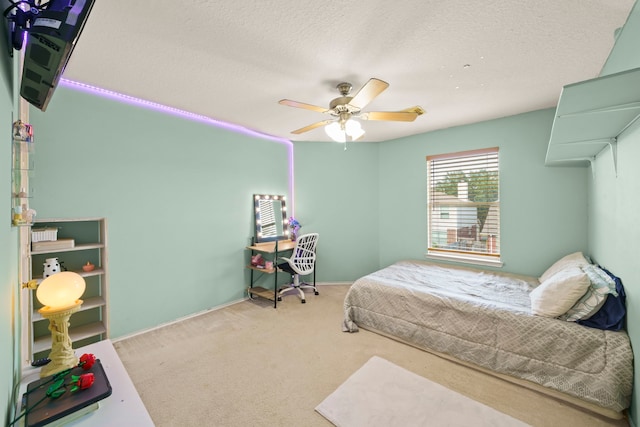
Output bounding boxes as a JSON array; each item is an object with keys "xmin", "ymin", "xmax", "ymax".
[{"xmin": 31, "ymin": 227, "xmax": 58, "ymax": 243}]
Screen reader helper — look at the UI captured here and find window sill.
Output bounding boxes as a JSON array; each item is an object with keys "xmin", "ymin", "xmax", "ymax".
[{"xmin": 425, "ymin": 252, "xmax": 503, "ymax": 268}]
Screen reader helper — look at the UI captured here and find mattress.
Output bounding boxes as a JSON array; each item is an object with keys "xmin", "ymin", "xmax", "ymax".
[{"xmin": 342, "ymin": 260, "xmax": 633, "ymax": 413}]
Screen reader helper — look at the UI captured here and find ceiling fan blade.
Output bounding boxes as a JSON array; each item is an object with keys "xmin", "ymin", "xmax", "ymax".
[
  {"xmin": 291, "ymin": 120, "xmax": 334, "ymax": 134},
  {"xmin": 362, "ymin": 111, "xmax": 419, "ymax": 122},
  {"xmin": 362, "ymin": 106, "xmax": 425, "ymax": 122},
  {"xmin": 347, "ymin": 78, "xmax": 389, "ymax": 110},
  {"xmin": 401, "ymin": 106, "xmax": 426, "ymax": 115},
  {"xmin": 279, "ymin": 99, "xmax": 328, "ymax": 113}
]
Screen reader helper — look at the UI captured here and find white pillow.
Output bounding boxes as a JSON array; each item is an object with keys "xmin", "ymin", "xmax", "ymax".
[
  {"xmin": 539, "ymin": 251, "xmax": 590, "ymax": 283},
  {"xmin": 559, "ymin": 264, "xmax": 618, "ymax": 321},
  {"xmin": 530, "ymin": 266, "xmax": 591, "ymax": 318}
]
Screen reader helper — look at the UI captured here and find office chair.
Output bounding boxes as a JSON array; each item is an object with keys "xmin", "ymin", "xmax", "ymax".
[{"xmin": 277, "ymin": 233, "xmax": 319, "ymax": 303}]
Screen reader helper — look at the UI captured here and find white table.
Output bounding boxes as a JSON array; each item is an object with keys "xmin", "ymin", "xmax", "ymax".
[{"xmin": 16, "ymin": 339, "xmax": 154, "ymax": 426}]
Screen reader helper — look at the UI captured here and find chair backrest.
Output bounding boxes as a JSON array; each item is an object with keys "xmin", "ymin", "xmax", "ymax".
[{"xmin": 288, "ymin": 233, "xmax": 319, "ymax": 275}]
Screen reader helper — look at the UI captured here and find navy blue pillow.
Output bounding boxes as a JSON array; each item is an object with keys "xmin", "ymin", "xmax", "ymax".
[{"xmin": 577, "ymin": 267, "xmax": 626, "ymax": 331}]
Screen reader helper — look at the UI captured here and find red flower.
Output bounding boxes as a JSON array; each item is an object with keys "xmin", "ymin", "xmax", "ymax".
[
  {"xmin": 70, "ymin": 373, "xmax": 95, "ymax": 392},
  {"xmin": 78, "ymin": 353, "xmax": 96, "ymax": 370},
  {"xmin": 78, "ymin": 373, "xmax": 95, "ymax": 389}
]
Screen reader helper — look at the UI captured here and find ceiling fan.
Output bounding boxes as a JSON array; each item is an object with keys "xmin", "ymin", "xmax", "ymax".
[{"xmin": 279, "ymin": 78, "xmax": 425, "ymax": 142}]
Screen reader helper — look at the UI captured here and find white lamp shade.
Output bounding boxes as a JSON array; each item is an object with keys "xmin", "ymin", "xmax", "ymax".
[
  {"xmin": 36, "ymin": 271, "xmax": 86, "ymax": 309},
  {"xmin": 344, "ymin": 119, "xmax": 360, "ymax": 133},
  {"xmin": 345, "ymin": 119, "xmax": 365, "ymax": 140},
  {"xmin": 324, "ymin": 121, "xmax": 346, "ymax": 142},
  {"xmin": 325, "ymin": 119, "xmax": 365, "ymax": 142}
]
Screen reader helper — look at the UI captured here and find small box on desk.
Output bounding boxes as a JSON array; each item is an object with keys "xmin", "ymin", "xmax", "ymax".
[{"xmin": 23, "ymin": 360, "xmax": 112, "ymax": 427}]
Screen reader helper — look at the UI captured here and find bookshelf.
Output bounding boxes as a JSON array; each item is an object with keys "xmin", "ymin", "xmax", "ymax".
[{"xmin": 23, "ymin": 218, "xmax": 109, "ymax": 363}]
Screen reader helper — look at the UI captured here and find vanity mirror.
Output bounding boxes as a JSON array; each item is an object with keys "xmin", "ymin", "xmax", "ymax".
[{"xmin": 253, "ymin": 194, "xmax": 289, "ymax": 242}]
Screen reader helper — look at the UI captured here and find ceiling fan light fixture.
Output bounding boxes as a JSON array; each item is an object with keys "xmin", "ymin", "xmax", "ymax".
[
  {"xmin": 325, "ymin": 119, "xmax": 365, "ymax": 143},
  {"xmin": 345, "ymin": 118, "xmax": 362, "ymax": 135},
  {"xmin": 281, "ymin": 77, "xmax": 420, "ymax": 141},
  {"xmin": 325, "ymin": 121, "xmax": 346, "ymax": 142}
]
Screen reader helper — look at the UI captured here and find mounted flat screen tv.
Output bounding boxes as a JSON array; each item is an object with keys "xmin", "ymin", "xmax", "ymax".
[{"xmin": 19, "ymin": 0, "xmax": 95, "ymax": 111}]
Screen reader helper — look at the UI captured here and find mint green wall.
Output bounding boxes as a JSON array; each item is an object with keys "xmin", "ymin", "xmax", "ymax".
[
  {"xmin": 29, "ymin": 87, "xmax": 290, "ymax": 338},
  {"xmin": 590, "ymin": 119, "xmax": 640, "ymax": 425},
  {"xmin": 293, "ymin": 109, "xmax": 588, "ymax": 280},
  {"xmin": 1, "ymin": 17, "xmax": 18, "ymax": 426},
  {"xmin": 377, "ymin": 109, "xmax": 588, "ymax": 276},
  {"xmin": 590, "ymin": 1, "xmax": 639, "ymax": 423},
  {"xmin": 293, "ymin": 141, "xmax": 379, "ymax": 281}
]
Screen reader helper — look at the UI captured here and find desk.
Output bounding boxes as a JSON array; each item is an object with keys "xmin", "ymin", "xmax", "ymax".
[
  {"xmin": 15, "ymin": 340, "xmax": 154, "ymax": 426},
  {"xmin": 246, "ymin": 239, "xmax": 296, "ymax": 308}
]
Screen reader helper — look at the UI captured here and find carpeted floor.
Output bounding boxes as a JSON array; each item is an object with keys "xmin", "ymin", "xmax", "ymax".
[{"xmin": 113, "ymin": 285, "xmax": 629, "ymax": 427}]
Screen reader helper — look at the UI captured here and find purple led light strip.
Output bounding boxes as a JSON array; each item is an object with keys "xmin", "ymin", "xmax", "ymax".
[{"xmin": 59, "ymin": 78, "xmax": 296, "ymax": 215}]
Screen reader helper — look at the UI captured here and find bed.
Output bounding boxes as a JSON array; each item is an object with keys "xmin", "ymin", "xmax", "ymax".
[{"xmin": 342, "ymin": 259, "xmax": 633, "ymax": 419}]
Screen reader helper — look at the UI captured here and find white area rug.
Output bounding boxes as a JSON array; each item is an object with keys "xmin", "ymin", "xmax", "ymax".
[{"xmin": 316, "ymin": 356, "xmax": 531, "ymax": 427}]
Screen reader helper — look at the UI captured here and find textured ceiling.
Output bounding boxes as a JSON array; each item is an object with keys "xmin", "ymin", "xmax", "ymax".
[{"xmin": 61, "ymin": 0, "xmax": 635, "ymax": 142}]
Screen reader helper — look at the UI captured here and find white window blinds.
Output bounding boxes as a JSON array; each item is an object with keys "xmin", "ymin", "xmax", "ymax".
[{"xmin": 426, "ymin": 147, "xmax": 500, "ymax": 261}]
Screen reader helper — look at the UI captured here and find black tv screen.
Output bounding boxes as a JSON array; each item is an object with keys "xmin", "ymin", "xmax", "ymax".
[{"xmin": 20, "ymin": 0, "xmax": 95, "ymax": 111}]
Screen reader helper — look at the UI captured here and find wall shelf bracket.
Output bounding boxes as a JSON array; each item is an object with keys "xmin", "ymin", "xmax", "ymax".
[
  {"xmin": 555, "ymin": 137, "xmax": 615, "ymax": 146},
  {"xmin": 608, "ymin": 138, "xmax": 618, "ymax": 177}
]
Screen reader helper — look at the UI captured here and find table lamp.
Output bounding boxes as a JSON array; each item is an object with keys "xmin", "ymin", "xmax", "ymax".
[{"xmin": 36, "ymin": 271, "xmax": 86, "ymax": 378}]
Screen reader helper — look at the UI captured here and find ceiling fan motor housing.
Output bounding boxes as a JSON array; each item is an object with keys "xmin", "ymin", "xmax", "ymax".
[
  {"xmin": 336, "ymin": 82, "xmax": 352, "ymax": 96},
  {"xmin": 329, "ymin": 96, "xmax": 359, "ymax": 115}
]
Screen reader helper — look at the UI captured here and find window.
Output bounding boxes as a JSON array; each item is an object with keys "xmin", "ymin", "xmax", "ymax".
[{"xmin": 426, "ymin": 147, "xmax": 500, "ymax": 264}]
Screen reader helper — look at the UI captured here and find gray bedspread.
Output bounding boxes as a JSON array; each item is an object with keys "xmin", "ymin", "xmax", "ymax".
[{"xmin": 342, "ymin": 260, "xmax": 633, "ymax": 413}]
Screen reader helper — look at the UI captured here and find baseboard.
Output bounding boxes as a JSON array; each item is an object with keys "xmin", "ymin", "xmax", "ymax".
[
  {"xmin": 112, "ymin": 297, "xmax": 247, "ymax": 343},
  {"xmin": 112, "ymin": 282, "xmax": 353, "ymax": 343}
]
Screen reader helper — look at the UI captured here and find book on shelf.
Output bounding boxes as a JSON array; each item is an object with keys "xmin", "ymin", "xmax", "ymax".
[{"xmin": 32, "ymin": 239, "xmax": 75, "ymax": 251}]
